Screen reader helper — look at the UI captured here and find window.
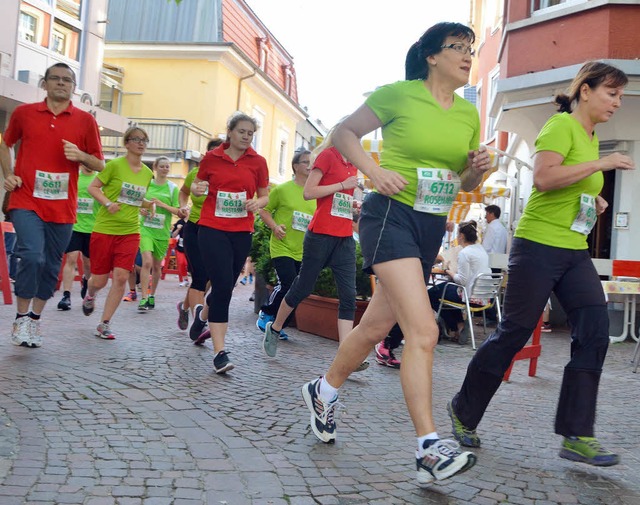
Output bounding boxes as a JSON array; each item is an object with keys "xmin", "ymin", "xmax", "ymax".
[
  {"xmin": 56, "ymin": 0, "xmax": 82, "ymax": 20},
  {"xmin": 276, "ymin": 128, "xmax": 290, "ymax": 179},
  {"xmin": 485, "ymin": 68, "xmax": 500, "ymax": 141},
  {"xmin": 283, "ymin": 65, "xmax": 293, "ymax": 96},
  {"xmin": 52, "ymin": 19, "xmax": 80, "ymax": 60},
  {"xmin": 277, "ymin": 140, "xmax": 287, "ymax": 177},
  {"xmin": 19, "ymin": 12, "xmax": 37, "ymax": 42},
  {"xmin": 251, "ymin": 107, "xmax": 265, "ymax": 152},
  {"xmin": 531, "ymin": 0, "xmax": 581, "ymax": 13},
  {"xmin": 52, "ymin": 29, "xmax": 66, "ymax": 55},
  {"xmin": 257, "ymin": 37, "xmax": 269, "ymax": 72}
]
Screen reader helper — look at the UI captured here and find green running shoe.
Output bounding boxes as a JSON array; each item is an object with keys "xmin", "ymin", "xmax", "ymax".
[
  {"xmin": 447, "ymin": 401, "xmax": 481, "ymax": 448},
  {"xmin": 138, "ymin": 298, "xmax": 149, "ymax": 311},
  {"xmin": 559, "ymin": 436, "xmax": 619, "ymax": 466},
  {"xmin": 147, "ymin": 295, "xmax": 155, "ymax": 309}
]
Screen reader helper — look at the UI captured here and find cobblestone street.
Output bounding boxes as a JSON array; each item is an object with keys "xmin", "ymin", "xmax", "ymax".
[{"xmin": 0, "ymin": 279, "xmax": 638, "ymax": 505}]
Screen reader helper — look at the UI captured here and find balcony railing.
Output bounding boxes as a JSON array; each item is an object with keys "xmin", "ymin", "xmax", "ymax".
[{"xmin": 101, "ymin": 118, "xmax": 212, "ymax": 161}]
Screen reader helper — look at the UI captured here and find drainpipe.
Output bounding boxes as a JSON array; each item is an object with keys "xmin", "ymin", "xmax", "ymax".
[{"xmin": 237, "ymin": 68, "xmax": 257, "ymax": 111}]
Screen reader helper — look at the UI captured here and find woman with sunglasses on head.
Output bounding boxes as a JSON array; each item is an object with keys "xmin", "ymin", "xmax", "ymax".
[
  {"xmin": 296, "ymin": 22, "xmax": 491, "ymax": 486},
  {"xmin": 190, "ymin": 113, "xmax": 269, "ymax": 374},
  {"xmin": 448, "ymin": 61, "xmax": 634, "ymax": 467},
  {"xmin": 255, "ymin": 149, "xmax": 316, "ymax": 339},
  {"xmin": 82, "ymin": 127, "xmax": 155, "ymax": 339}
]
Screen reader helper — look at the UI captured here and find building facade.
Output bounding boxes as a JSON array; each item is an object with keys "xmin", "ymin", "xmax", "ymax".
[
  {"xmin": 480, "ymin": 0, "xmax": 640, "ymax": 261},
  {"xmin": 0, "ymin": 0, "xmax": 129, "ymax": 136},
  {"xmin": 102, "ymin": 0, "xmax": 319, "ymax": 183}
]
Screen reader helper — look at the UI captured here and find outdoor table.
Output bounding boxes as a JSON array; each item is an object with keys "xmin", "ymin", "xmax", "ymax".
[{"xmin": 601, "ymin": 279, "xmax": 640, "ymax": 343}]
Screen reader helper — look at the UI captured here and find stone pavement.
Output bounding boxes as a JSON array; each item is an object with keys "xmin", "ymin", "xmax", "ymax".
[{"xmin": 0, "ymin": 279, "xmax": 639, "ymax": 505}]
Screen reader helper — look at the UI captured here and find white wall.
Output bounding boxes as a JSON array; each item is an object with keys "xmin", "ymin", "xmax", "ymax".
[{"xmin": 611, "ymin": 140, "xmax": 640, "ymax": 260}]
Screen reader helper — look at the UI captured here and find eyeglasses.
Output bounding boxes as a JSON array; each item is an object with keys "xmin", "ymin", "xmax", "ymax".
[
  {"xmin": 46, "ymin": 75, "xmax": 75, "ymax": 84},
  {"xmin": 127, "ymin": 137, "xmax": 149, "ymax": 144},
  {"xmin": 296, "ymin": 160, "xmax": 311, "ymax": 165},
  {"xmin": 441, "ymin": 43, "xmax": 476, "ymax": 57}
]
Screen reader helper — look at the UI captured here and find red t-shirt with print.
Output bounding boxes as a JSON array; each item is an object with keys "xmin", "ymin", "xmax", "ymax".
[
  {"xmin": 197, "ymin": 143, "xmax": 269, "ymax": 232},
  {"xmin": 3, "ymin": 100, "xmax": 103, "ymax": 224},
  {"xmin": 308, "ymin": 147, "xmax": 356, "ymax": 237}
]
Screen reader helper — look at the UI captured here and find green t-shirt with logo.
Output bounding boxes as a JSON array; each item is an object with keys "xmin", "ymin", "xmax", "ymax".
[
  {"xmin": 74, "ymin": 171, "xmax": 98, "ymax": 234},
  {"xmin": 264, "ymin": 179, "xmax": 317, "ymax": 261},
  {"xmin": 93, "ymin": 157, "xmax": 153, "ymax": 236},
  {"xmin": 185, "ymin": 167, "xmax": 206, "ymax": 223},
  {"xmin": 365, "ymin": 80, "xmax": 480, "ymax": 212},
  {"xmin": 140, "ymin": 179, "xmax": 179, "ymax": 239},
  {"xmin": 515, "ymin": 113, "xmax": 602, "ymax": 249}
]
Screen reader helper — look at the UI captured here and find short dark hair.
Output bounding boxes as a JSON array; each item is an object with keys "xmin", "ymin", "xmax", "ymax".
[
  {"xmin": 44, "ymin": 62, "xmax": 76, "ymax": 84},
  {"xmin": 405, "ymin": 22, "xmax": 475, "ymax": 81},
  {"xmin": 485, "ymin": 205, "xmax": 501, "ymax": 219},
  {"xmin": 292, "ymin": 149, "xmax": 311, "ymax": 170},
  {"xmin": 207, "ymin": 138, "xmax": 223, "ymax": 151}
]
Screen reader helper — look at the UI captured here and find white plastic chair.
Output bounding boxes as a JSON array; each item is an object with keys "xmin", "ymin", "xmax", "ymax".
[{"xmin": 435, "ymin": 272, "xmax": 504, "ymax": 350}]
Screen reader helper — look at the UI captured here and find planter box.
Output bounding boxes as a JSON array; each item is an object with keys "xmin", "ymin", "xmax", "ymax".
[{"xmin": 295, "ymin": 294, "xmax": 369, "ymax": 341}]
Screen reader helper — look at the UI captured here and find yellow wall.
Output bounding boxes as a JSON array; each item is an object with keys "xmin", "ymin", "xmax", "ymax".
[{"xmin": 105, "ymin": 56, "xmax": 301, "ymax": 181}]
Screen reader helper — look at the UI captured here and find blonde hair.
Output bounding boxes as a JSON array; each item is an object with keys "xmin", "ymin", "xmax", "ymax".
[
  {"xmin": 122, "ymin": 126, "xmax": 149, "ymax": 146},
  {"xmin": 310, "ymin": 118, "xmax": 347, "ymax": 165}
]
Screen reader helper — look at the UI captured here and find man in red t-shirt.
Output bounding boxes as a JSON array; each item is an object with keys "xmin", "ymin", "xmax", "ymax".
[{"xmin": 0, "ymin": 62, "xmax": 104, "ymax": 348}]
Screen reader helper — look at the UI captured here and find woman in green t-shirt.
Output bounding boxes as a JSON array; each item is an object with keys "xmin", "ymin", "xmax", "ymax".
[
  {"xmin": 299, "ymin": 22, "xmax": 491, "ymax": 486},
  {"xmin": 450, "ymin": 62, "xmax": 634, "ymax": 468},
  {"xmin": 82, "ymin": 127, "xmax": 155, "ymax": 340}
]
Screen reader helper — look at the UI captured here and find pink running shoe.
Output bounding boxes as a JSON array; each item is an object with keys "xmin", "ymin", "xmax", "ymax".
[{"xmin": 375, "ymin": 342, "xmax": 401, "ymax": 369}]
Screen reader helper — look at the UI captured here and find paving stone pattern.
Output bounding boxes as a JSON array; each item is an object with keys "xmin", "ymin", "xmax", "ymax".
[{"xmin": 0, "ymin": 280, "xmax": 638, "ymax": 504}]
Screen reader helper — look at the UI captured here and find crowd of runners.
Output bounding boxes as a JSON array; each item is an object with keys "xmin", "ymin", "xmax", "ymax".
[{"xmin": 0, "ymin": 20, "xmax": 634, "ymax": 488}]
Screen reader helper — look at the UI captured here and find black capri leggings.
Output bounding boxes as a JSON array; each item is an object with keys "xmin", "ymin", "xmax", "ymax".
[
  {"xmin": 198, "ymin": 226, "xmax": 252, "ymax": 323},
  {"xmin": 183, "ymin": 221, "xmax": 207, "ymax": 291},
  {"xmin": 284, "ymin": 230, "xmax": 356, "ymax": 321}
]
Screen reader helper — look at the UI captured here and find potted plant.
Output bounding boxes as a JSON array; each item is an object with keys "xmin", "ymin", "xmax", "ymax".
[{"xmin": 249, "ymin": 218, "xmax": 278, "ymax": 313}]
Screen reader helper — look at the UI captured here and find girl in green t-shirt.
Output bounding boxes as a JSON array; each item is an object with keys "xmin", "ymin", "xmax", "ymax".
[
  {"xmin": 82, "ymin": 127, "xmax": 155, "ymax": 340},
  {"xmin": 137, "ymin": 156, "xmax": 188, "ymax": 311}
]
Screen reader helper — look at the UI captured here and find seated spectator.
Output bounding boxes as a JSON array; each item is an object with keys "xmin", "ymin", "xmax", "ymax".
[{"xmin": 428, "ymin": 221, "xmax": 490, "ymax": 340}]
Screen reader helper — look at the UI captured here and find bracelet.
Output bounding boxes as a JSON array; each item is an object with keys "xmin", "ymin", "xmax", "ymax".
[{"xmin": 340, "ymin": 182, "xmax": 344, "ymax": 190}]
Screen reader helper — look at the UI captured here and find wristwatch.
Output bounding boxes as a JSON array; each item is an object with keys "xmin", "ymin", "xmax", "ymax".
[{"xmin": 105, "ymin": 201, "xmax": 112, "ymax": 208}]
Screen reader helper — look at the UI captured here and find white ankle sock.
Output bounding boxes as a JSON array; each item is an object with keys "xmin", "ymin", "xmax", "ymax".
[
  {"xmin": 318, "ymin": 376, "xmax": 339, "ymax": 403},
  {"xmin": 417, "ymin": 432, "xmax": 439, "ymax": 456}
]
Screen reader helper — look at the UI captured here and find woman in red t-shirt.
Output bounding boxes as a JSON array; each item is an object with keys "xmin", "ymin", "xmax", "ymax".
[
  {"xmin": 262, "ymin": 126, "xmax": 364, "ymax": 362},
  {"xmin": 190, "ymin": 112, "xmax": 269, "ymax": 374}
]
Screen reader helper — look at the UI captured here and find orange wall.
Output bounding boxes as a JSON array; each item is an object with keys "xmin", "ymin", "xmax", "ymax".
[{"xmin": 503, "ymin": 5, "xmax": 640, "ymax": 77}]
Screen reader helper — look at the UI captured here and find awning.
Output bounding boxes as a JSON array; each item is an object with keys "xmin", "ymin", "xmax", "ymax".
[
  {"xmin": 448, "ymin": 175, "xmax": 511, "ymax": 223},
  {"xmin": 455, "ymin": 183, "xmax": 511, "ymax": 204}
]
